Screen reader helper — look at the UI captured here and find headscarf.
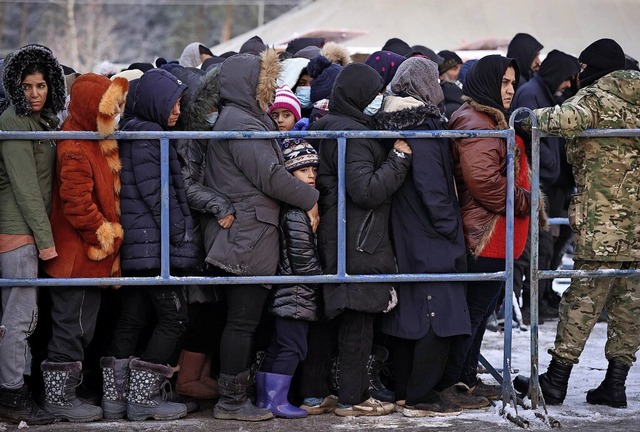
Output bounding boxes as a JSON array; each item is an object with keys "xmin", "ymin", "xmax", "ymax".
[
  {"xmin": 463, "ymin": 55, "xmax": 519, "ymax": 115},
  {"xmin": 389, "ymin": 57, "xmax": 444, "ymax": 106}
]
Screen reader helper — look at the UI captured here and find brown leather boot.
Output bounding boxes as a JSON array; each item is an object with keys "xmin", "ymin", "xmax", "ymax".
[
  {"xmin": 200, "ymin": 354, "xmax": 219, "ymax": 397},
  {"xmin": 176, "ymin": 350, "xmax": 218, "ymax": 399}
]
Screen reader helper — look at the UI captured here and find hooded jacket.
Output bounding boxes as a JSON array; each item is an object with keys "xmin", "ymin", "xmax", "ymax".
[
  {"xmin": 42, "ymin": 74, "xmax": 129, "ymax": 279},
  {"xmin": 309, "ymin": 63, "xmax": 412, "ymax": 318},
  {"xmin": 119, "ymin": 68, "xmax": 200, "ymax": 272},
  {"xmin": 533, "ymin": 70, "xmax": 640, "ymax": 261},
  {"xmin": 507, "ymin": 33, "xmax": 543, "ymax": 83},
  {"xmin": 202, "ymin": 51, "xmax": 319, "ymax": 277},
  {"xmin": 0, "ymin": 45, "xmax": 65, "ymax": 253}
]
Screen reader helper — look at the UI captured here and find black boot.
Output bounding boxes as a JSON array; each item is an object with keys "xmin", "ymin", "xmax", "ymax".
[
  {"xmin": 586, "ymin": 360, "xmax": 630, "ymax": 408},
  {"xmin": 213, "ymin": 371, "xmax": 273, "ymax": 421},
  {"xmin": 367, "ymin": 345, "xmax": 395, "ymax": 403},
  {"xmin": 0, "ymin": 385, "xmax": 57, "ymax": 425},
  {"xmin": 513, "ymin": 359, "xmax": 573, "ymax": 405}
]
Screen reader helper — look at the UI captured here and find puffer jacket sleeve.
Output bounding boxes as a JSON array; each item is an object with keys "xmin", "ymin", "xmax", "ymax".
[
  {"xmin": 281, "ymin": 208, "xmax": 323, "ymax": 276},
  {"xmin": 131, "ymin": 138, "xmax": 187, "ymax": 245},
  {"xmin": 176, "ymin": 137, "xmax": 234, "ymax": 219},
  {"xmin": 346, "ymin": 138, "xmax": 412, "ymax": 209}
]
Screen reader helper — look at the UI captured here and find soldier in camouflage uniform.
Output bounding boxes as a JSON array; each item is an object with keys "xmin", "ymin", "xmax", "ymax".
[{"xmin": 514, "ymin": 39, "xmax": 640, "ymax": 408}]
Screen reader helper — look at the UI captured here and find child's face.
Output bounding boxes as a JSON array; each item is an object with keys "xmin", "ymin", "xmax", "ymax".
[
  {"xmin": 292, "ymin": 166, "xmax": 318, "ymax": 188},
  {"xmin": 270, "ymin": 108, "xmax": 297, "ymax": 131}
]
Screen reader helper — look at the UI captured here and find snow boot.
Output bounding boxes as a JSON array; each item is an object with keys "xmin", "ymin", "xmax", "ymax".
[
  {"xmin": 586, "ymin": 360, "xmax": 629, "ymax": 408},
  {"xmin": 213, "ymin": 370, "xmax": 273, "ymax": 421},
  {"xmin": 0, "ymin": 384, "xmax": 57, "ymax": 425},
  {"xmin": 262, "ymin": 372, "xmax": 307, "ymax": 418},
  {"xmin": 175, "ymin": 350, "xmax": 218, "ymax": 399},
  {"xmin": 366, "ymin": 345, "xmax": 395, "ymax": 402},
  {"xmin": 126, "ymin": 358, "xmax": 187, "ymax": 421},
  {"xmin": 100, "ymin": 356, "xmax": 130, "ymax": 419},
  {"xmin": 41, "ymin": 360, "xmax": 103, "ymax": 422},
  {"xmin": 513, "ymin": 359, "xmax": 573, "ymax": 405}
]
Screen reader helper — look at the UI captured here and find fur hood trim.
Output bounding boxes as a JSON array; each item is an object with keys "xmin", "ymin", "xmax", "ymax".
[
  {"xmin": 257, "ymin": 49, "xmax": 281, "ymax": 112},
  {"xmin": 187, "ymin": 67, "xmax": 221, "ymax": 131},
  {"xmin": 320, "ymin": 42, "xmax": 352, "ymax": 66},
  {"xmin": 374, "ymin": 100, "xmax": 443, "ymax": 130},
  {"xmin": 2, "ymin": 44, "xmax": 66, "ymax": 116},
  {"xmin": 97, "ymin": 77, "xmax": 129, "ymax": 136},
  {"xmin": 463, "ymin": 96, "xmax": 509, "ymax": 130}
]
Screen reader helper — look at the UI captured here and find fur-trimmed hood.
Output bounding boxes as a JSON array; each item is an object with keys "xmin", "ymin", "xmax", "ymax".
[
  {"xmin": 374, "ymin": 96, "xmax": 443, "ymax": 130},
  {"xmin": 2, "ymin": 44, "xmax": 66, "ymax": 117},
  {"xmin": 320, "ymin": 42, "xmax": 351, "ymax": 66},
  {"xmin": 65, "ymin": 73, "xmax": 128, "ymax": 136},
  {"xmin": 219, "ymin": 50, "xmax": 280, "ymax": 119},
  {"xmin": 184, "ymin": 67, "xmax": 221, "ymax": 131}
]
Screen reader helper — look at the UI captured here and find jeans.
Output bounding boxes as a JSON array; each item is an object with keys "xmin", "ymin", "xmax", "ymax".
[
  {"xmin": 262, "ymin": 317, "xmax": 309, "ymax": 375},
  {"xmin": 48, "ymin": 285, "xmax": 101, "ymax": 363},
  {"xmin": 219, "ymin": 284, "xmax": 269, "ymax": 376},
  {"xmin": 439, "ymin": 256, "xmax": 505, "ymax": 389},
  {"xmin": 109, "ymin": 285, "xmax": 187, "ymax": 364},
  {"xmin": 0, "ymin": 244, "xmax": 38, "ymax": 389}
]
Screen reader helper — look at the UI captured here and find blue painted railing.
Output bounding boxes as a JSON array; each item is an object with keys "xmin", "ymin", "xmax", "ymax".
[{"xmin": 2, "ymin": 118, "xmax": 640, "ymax": 420}]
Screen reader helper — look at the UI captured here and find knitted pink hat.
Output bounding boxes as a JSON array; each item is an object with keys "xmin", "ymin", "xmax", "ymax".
[{"xmin": 268, "ymin": 85, "xmax": 302, "ymax": 121}]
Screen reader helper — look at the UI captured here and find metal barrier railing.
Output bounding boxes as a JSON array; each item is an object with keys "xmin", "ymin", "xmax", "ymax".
[{"xmin": 2, "ymin": 119, "xmax": 639, "ymax": 427}]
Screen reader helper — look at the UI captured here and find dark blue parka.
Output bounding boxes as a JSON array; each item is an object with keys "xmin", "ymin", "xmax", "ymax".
[
  {"xmin": 375, "ymin": 98, "xmax": 471, "ymax": 340},
  {"xmin": 119, "ymin": 68, "xmax": 200, "ymax": 272}
]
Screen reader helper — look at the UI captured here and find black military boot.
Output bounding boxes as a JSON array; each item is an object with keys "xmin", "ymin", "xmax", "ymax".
[
  {"xmin": 0, "ymin": 385, "xmax": 57, "ymax": 425},
  {"xmin": 586, "ymin": 360, "xmax": 630, "ymax": 408},
  {"xmin": 366, "ymin": 345, "xmax": 395, "ymax": 403},
  {"xmin": 513, "ymin": 359, "xmax": 573, "ymax": 405}
]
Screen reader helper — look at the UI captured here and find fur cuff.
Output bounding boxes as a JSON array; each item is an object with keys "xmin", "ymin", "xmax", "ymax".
[
  {"xmin": 41, "ymin": 360, "xmax": 82, "ymax": 372},
  {"xmin": 129, "ymin": 358, "xmax": 174, "ymax": 378},
  {"xmin": 88, "ymin": 221, "xmax": 120, "ymax": 261}
]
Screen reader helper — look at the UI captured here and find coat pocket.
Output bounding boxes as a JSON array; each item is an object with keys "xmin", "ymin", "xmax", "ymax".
[{"xmin": 355, "ymin": 210, "xmax": 383, "ymax": 254}]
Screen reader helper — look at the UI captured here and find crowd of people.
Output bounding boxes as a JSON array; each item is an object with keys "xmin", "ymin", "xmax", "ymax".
[{"xmin": 0, "ymin": 32, "xmax": 638, "ymax": 426}]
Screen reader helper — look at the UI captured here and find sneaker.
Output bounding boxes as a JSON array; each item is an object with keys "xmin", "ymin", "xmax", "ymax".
[
  {"xmin": 439, "ymin": 383, "xmax": 490, "ymax": 409},
  {"xmin": 403, "ymin": 400, "xmax": 462, "ymax": 417},
  {"xmin": 334, "ymin": 397, "xmax": 394, "ymax": 417},
  {"xmin": 469, "ymin": 380, "xmax": 501, "ymax": 401},
  {"xmin": 300, "ymin": 395, "xmax": 338, "ymax": 415}
]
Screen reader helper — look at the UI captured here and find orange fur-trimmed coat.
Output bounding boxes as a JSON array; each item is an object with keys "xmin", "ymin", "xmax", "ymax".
[{"xmin": 42, "ymin": 73, "xmax": 128, "ymax": 280}]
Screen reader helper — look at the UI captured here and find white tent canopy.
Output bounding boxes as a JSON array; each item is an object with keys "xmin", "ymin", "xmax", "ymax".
[{"xmin": 212, "ymin": 0, "xmax": 640, "ymax": 60}]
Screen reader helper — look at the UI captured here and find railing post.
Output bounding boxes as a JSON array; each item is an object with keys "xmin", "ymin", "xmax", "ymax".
[
  {"xmin": 337, "ymin": 136, "xmax": 347, "ymax": 277},
  {"xmin": 160, "ymin": 136, "xmax": 171, "ymax": 279}
]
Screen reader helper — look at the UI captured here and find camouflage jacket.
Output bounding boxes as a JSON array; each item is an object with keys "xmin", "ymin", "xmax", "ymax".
[{"xmin": 533, "ymin": 70, "xmax": 640, "ymax": 261}]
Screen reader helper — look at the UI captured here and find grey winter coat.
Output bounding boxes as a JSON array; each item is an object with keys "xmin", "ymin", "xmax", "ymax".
[{"xmin": 202, "ymin": 51, "xmax": 319, "ymax": 277}]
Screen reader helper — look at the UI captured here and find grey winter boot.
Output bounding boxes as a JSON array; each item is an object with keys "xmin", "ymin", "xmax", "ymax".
[
  {"xmin": 100, "ymin": 356, "xmax": 130, "ymax": 419},
  {"xmin": 126, "ymin": 358, "xmax": 187, "ymax": 421},
  {"xmin": 213, "ymin": 370, "xmax": 273, "ymax": 421},
  {"xmin": 41, "ymin": 360, "xmax": 103, "ymax": 422}
]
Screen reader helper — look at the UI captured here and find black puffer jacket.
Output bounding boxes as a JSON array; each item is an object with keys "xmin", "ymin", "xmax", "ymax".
[{"xmin": 270, "ymin": 205, "xmax": 322, "ymax": 321}]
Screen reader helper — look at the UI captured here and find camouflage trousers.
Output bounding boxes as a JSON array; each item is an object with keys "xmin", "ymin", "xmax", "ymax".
[{"xmin": 550, "ymin": 260, "xmax": 640, "ymax": 367}]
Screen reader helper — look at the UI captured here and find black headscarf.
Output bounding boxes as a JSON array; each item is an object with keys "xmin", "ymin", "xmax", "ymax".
[
  {"xmin": 578, "ymin": 38, "xmax": 626, "ymax": 88},
  {"xmin": 329, "ymin": 63, "xmax": 384, "ymax": 127},
  {"xmin": 463, "ymin": 54, "xmax": 519, "ymax": 116},
  {"xmin": 538, "ymin": 50, "xmax": 580, "ymax": 94}
]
